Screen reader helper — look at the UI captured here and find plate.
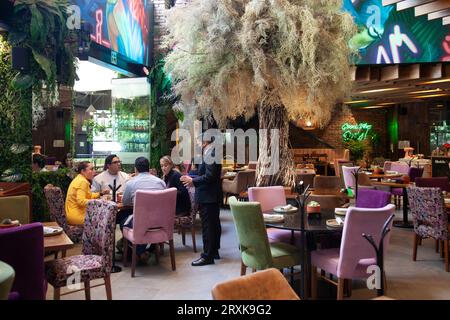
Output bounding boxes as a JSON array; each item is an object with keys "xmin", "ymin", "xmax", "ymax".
[
  {"xmin": 0, "ymin": 220, "xmax": 20, "ymax": 229},
  {"xmin": 263, "ymin": 214, "xmax": 285, "ymax": 223},
  {"xmin": 273, "ymin": 205, "xmax": 298, "ymax": 213},
  {"xmin": 334, "ymin": 208, "xmax": 348, "ymax": 216},
  {"xmin": 43, "ymin": 226, "xmax": 63, "ymax": 237},
  {"xmin": 326, "ymin": 219, "xmax": 343, "ymax": 228},
  {"xmin": 445, "ymin": 198, "xmax": 450, "ymax": 204}
]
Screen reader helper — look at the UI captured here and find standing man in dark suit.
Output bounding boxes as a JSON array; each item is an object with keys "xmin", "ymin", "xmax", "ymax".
[{"xmin": 181, "ymin": 135, "xmax": 222, "ymax": 266}]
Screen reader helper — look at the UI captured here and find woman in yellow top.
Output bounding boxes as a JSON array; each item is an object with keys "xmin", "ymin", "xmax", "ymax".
[{"xmin": 66, "ymin": 161, "xmax": 108, "ymax": 225}]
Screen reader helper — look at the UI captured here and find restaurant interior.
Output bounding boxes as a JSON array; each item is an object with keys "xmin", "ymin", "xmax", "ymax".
[{"xmin": 1, "ymin": 0, "xmax": 450, "ymax": 302}]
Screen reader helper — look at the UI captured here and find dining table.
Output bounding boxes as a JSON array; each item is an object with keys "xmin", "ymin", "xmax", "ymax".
[
  {"xmin": 43, "ymin": 222, "xmax": 74, "ymax": 257},
  {"xmin": 264, "ymin": 207, "xmax": 343, "ymax": 299},
  {"xmin": 366, "ymin": 173, "xmax": 403, "ymax": 182}
]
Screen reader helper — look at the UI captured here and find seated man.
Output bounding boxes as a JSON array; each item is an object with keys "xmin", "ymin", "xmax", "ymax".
[
  {"xmin": 91, "ymin": 154, "xmax": 129, "ymax": 194},
  {"xmin": 118, "ymin": 157, "xmax": 166, "ymax": 262}
]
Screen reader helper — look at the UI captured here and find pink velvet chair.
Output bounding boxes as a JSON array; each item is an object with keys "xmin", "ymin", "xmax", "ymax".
[
  {"xmin": 123, "ymin": 188, "xmax": 177, "ymax": 277},
  {"xmin": 248, "ymin": 186, "xmax": 301, "ymax": 246},
  {"xmin": 390, "ymin": 162, "xmax": 410, "ymax": 207},
  {"xmin": 311, "ymin": 204, "xmax": 395, "ymax": 300}
]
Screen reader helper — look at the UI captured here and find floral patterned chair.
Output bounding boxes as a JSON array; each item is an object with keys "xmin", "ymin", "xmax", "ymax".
[
  {"xmin": 174, "ymin": 186, "xmax": 197, "ymax": 252},
  {"xmin": 45, "ymin": 200, "xmax": 117, "ymax": 300},
  {"xmin": 44, "ymin": 184, "xmax": 83, "ymax": 243},
  {"xmin": 407, "ymin": 186, "xmax": 449, "ymax": 272}
]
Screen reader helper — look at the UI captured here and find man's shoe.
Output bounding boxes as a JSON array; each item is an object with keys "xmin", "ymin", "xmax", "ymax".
[
  {"xmin": 213, "ymin": 253, "xmax": 221, "ymax": 260},
  {"xmin": 191, "ymin": 257, "xmax": 215, "ymax": 266}
]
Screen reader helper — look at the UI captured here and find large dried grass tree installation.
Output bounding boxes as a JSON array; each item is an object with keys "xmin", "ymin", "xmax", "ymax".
[{"xmin": 164, "ymin": 0, "xmax": 357, "ymax": 186}]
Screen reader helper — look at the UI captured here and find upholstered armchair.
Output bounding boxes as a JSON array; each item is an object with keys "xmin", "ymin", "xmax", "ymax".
[
  {"xmin": 174, "ymin": 186, "xmax": 197, "ymax": 252},
  {"xmin": 222, "ymin": 170, "xmax": 254, "ymax": 203},
  {"xmin": 229, "ymin": 197, "xmax": 300, "ymax": 278},
  {"xmin": 44, "ymin": 184, "xmax": 83, "ymax": 243},
  {"xmin": 407, "ymin": 187, "xmax": 449, "ymax": 272},
  {"xmin": 0, "ymin": 195, "xmax": 29, "ymax": 225},
  {"xmin": 211, "ymin": 268, "xmax": 299, "ymax": 300},
  {"xmin": 45, "ymin": 200, "xmax": 117, "ymax": 300}
]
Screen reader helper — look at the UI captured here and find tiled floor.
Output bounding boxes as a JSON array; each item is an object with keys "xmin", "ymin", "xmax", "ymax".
[{"xmin": 46, "ymin": 209, "xmax": 450, "ymax": 300}]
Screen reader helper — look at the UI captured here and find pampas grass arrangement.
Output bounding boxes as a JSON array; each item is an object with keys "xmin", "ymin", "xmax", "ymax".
[{"xmin": 164, "ymin": 0, "xmax": 357, "ymax": 185}]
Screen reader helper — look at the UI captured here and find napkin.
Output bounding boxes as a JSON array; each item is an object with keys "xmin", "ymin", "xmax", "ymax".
[
  {"xmin": 43, "ymin": 226, "xmax": 59, "ymax": 234},
  {"xmin": 278, "ymin": 204, "xmax": 296, "ymax": 211}
]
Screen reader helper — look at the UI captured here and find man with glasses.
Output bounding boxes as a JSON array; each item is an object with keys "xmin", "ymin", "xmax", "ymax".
[{"xmin": 92, "ymin": 154, "xmax": 129, "ymax": 194}]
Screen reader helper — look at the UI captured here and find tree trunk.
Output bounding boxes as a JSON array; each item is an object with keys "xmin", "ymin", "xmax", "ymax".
[{"xmin": 257, "ymin": 103, "xmax": 295, "ymax": 187}]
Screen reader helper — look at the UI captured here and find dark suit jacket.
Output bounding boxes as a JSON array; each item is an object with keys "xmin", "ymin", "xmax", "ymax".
[
  {"xmin": 164, "ymin": 169, "xmax": 191, "ymax": 215},
  {"xmin": 193, "ymin": 147, "xmax": 222, "ymax": 204}
]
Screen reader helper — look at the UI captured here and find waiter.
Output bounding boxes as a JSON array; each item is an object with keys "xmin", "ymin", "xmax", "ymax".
[{"xmin": 181, "ymin": 134, "xmax": 222, "ymax": 266}]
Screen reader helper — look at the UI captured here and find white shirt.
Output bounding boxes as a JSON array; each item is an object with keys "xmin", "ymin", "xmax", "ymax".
[
  {"xmin": 91, "ymin": 170, "xmax": 129, "ymax": 193},
  {"xmin": 121, "ymin": 172, "xmax": 166, "ymax": 207}
]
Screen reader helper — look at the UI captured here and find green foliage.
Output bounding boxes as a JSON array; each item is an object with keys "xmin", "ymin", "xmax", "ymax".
[
  {"xmin": 0, "ymin": 36, "xmax": 32, "ymax": 183},
  {"xmin": 31, "ymin": 169, "xmax": 72, "ymax": 222}
]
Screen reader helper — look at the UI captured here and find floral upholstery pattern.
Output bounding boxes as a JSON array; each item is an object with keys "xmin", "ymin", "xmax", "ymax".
[
  {"xmin": 174, "ymin": 186, "xmax": 197, "ymax": 227},
  {"xmin": 44, "ymin": 185, "xmax": 83, "ymax": 243},
  {"xmin": 45, "ymin": 199, "xmax": 117, "ymax": 289},
  {"xmin": 407, "ymin": 187, "xmax": 449, "ymax": 241}
]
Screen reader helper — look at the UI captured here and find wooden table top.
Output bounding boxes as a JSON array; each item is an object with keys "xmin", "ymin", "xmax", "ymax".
[
  {"xmin": 366, "ymin": 173, "xmax": 403, "ymax": 179},
  {"xmin": 43, "ymin": 222, "xmax": 74, "ymax": 253},
  {"xmin": 311, "ymin": 188, "xmax": 353, "ymax": 198},
  {"xmin": 371, "ymin": 181, "xmax": 412, "ymax": 188}
]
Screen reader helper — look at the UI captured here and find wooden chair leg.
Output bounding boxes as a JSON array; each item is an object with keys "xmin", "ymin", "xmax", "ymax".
[
  {"xmin": 54, "ymin": 287, "xmax": 61, "ymax": 300},
  {"xmin": 191, "ymin": 225, "xmax": 197, "ymax": 253},
  {"xmin": 445, "ymin": 240, "xmax": 449, "ymax": 272},
  {"xmin": 418, "ymin": 237, "xmax": 422, "ymax": 246},
  {"xmin": 155, "ymin": 243, "xmax": 160, "ymax": 264},
  {"xmin": 84, "ymin": 280, "xmax": 91, "ymax": 300},
  {"xmin": 54, "ymin": 252, "xmax": 58, "ymax": 259},
  {"xmin": 383, "ymin": 271, "xmax": 388, "ymax": 294},
  {"xmin": 181, "ymin": 228, "xmax": 186, "ymax": 245},
  {"xmin": 337, "ymin": 278, "xmax": 345, "ymax": 300},
  {"xmin": 62, "ymin": 250, "xmax": 66, "ymax": 258},
  {"xmin": 104, "ymin": 275, "xmax": 112, "ymax": 300},
  {"xmin": 240, "ymin": 260, "xmax": 246, "ymax": 276},
  {"xmin": 441, "ymin": 240, "xmax": 445, "ymax": 258},
  {"xmin": 311, "ymin": 266, "xmax": 318, "ymax": 299},
  {"xmin": 436, "ymin": 240, "xmax": 440, "ymax": 253},
  {"xmin": 131, "ymin": 244, "xmax": 137, "ymax": 278},
  {"xmin": 123, "ymin": 238, "xmax": 128, "ymax": 267},
  {"xmin": 413, "ymin": 233, "xmax": 420, "ymax": 261},
  {"xmin": 159, "ymin": 243, "xmax": 165, "ymax": 256},
  {"xmin": 345, "ymin": 279, "xmax": 352, "ymax": 297},
  {"xmin": 169, "ymin": 239, "xmax": 176, "ymax": 271}
]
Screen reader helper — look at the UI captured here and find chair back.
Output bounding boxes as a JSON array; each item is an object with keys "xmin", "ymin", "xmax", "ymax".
[
  {"xmin": 229, "ymin": 197, "xmax": 273, "ymax": 270},
  {"xmin": 313, "ymin": 176, "xmax": 341, "ymax": 190},
  {"xmin": 408, "ymin": 167, "xmax": 423, "ymax": 182},
  {"xmin": 415, "ymin": 177, "xmax": 450, "ymax": 192},
  {"xmin": 211, "ymin": 268, "xmax": 299, "ymax": 300},
  {"xmin": 82, "ymin": 200, "xmax": 118, "ymax": 273},
  {"xmin": 43, "ymin": 185, "xmax": 68, "ymax": 230},
  {"xmin": 407, "ymin": 187, "xmax": 448, "ymax": 241},
  {"xmin": 295, "ymin": 173, "xmax": 315, "ymax": 189},
  {"xmin": 246, "ymin": 170, "xmax": 256, "ymax": 188},
  {"xmin": 342, "ymin": 166, "xmax": 360, "ymax": 189},
  {"xmin": 0, "ymin": 223, "xmax": 45, "ymax": 300},
  {"xmin": 390, "ymin": 161, "xmax": 409, "ymax": 175},
  {"xmin": 336, "ymin": 161, "xmax": 353, "ymax": 179},
  {"xmin": 338, "ymin": 205, "xmax": 395, "ymax": 279},
  {"xmin": 247, "ymin": 161, "xmax": 258, "ymax": 170},
  {"xmin": 0, "ymin": 196, "xmax": 29, "ymax": 224},
  {"xmin": 356, "ymin": 189, "xmax": 391, "ymax": 208},
  {"xmin": 132, "ymin": 188, "xmax": 177, "ymax": 244},
  {"xmin": 248, "ymin": 186, "xmax": 286, "ymax": 212}
]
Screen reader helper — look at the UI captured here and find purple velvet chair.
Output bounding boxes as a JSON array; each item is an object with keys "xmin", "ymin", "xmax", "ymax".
[
  {"xmin": 356, "ymin": 189, "xmax": 391, "ymax": 208},
  {"xmin": 0, "ymin": 223, "xmax": 46, "ymax": 300},
  {"xmin": 415, "ymin": 177, "xmax": 450, "ymax": 192},
  {"xmin": 248, "ymin": 186, "xmax": 301, "ymax": 246},
  {"xmin": 311, "ymin": 204, "xmax": 395, "ymax": 300}
]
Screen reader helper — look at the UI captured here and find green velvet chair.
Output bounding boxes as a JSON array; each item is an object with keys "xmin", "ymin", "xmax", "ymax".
[
  {"xmin": 0, "ymin": 195, "xmax": 30, "ymax": 224},
  {"xmin": 228, "ymin": 196, "xmax": 300, "ymax": 276},
  {"xmin": 0, "ymin": 260, "xmax": 15, "ymax": 300}
]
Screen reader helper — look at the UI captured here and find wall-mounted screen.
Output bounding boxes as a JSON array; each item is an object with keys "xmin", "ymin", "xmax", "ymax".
[
  {"xmin": 343, "ymin": 0, "xmax": 450, "ymax": 65},
  {"xmin": 73, "ymin": 0, "xmax": 152, "ymax": 66}
]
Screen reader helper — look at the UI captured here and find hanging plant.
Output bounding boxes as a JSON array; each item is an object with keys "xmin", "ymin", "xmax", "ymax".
[{"xmin": 8, "ymin": 0, "xmax": 78, "ymax": 128}]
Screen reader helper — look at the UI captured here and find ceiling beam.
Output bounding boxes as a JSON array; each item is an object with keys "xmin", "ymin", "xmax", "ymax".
[
  {"xmin": 415, "ymin": 0, "xmax": 450, "ymax": 16},
  {"xmin": 397, "ymin": 0, "xmax": 436, "ymax": 11},
  {"xmin": 428, "ymin": 7, "xmax": 450, "ymax": 19}
]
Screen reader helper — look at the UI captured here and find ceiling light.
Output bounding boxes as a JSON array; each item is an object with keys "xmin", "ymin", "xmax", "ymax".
[
  {"xmin": 359, "ymin": 88, "xmax": 400, "ymax": 94},
  {"xmin": 344, "ymin": 99, "xmax": 370, "ymax": 104},
  {"xmin": 408, "ymin": 88, "xmax": 442, "ymax": 94},
  {"xmin": 360, "ymin": 105, "xmax": 390, "ymax": 109},
  {"xmin": 413, "ymin": 93, "xmax": 449, "ymax": 99},
  {"xmin": 419, "ymin": 78, "xmax": 450, "ymax": 85},
  {"xmin": 378, "ymin": 102, "xmax": 396, "ymax": 106}
]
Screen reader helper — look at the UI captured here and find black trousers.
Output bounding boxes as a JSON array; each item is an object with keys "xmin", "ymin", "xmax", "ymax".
[{"xmin": 199, "ymin": 203, "xmax": 221, "ymax": 259}]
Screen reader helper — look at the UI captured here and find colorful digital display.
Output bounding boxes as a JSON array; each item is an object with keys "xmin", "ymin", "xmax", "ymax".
[
  {"xmin": 73, "ymin": 0, "xmax": 151, "ymax": 65},
  {"xmin": 343, "ymin": 0, "xmax": 450, "ymax": 64}
]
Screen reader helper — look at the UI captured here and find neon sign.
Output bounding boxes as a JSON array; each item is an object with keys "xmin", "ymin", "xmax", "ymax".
[
  {"xmin": 342, "ymin": 122, "xmax": 373, "ymax": 142},
  {"xmin": 376, "ymin": 25, "xmax": 418, "ymax": 64}
]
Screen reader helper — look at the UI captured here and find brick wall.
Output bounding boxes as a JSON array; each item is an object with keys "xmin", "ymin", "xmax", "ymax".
[{"xmin": 289, "ymin": 105, "xmax": 388, "ymax": 157}]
